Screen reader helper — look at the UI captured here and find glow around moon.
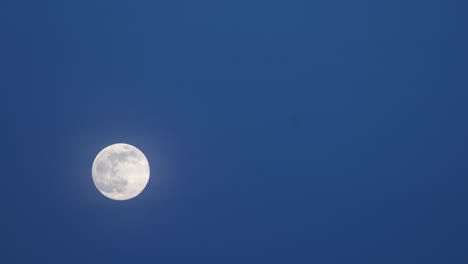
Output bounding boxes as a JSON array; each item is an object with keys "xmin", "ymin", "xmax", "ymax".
[{"xmin": 92, "ymin": 143, "xmax": 150, "ymax": 201}]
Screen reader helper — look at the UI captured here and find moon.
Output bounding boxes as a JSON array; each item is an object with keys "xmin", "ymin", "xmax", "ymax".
[{"xmin": 92, "ymin": 143, "xmax": 150, "ymax": 201}]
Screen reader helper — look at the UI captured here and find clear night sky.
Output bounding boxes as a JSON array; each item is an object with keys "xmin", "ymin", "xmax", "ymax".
[{"xmin": 2, "ymin": 0, "xmax": 468, "ymax": 263}]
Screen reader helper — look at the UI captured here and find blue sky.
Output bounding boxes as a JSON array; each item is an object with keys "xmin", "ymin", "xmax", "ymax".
[{"xmin": 2, "ymin": 0, "xmax": 468, "ymax": 263}]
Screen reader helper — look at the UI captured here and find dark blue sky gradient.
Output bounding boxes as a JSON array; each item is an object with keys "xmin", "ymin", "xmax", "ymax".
[{"xmin": 2, "ymin": 0, "xmax": 468, "ymax": 263}]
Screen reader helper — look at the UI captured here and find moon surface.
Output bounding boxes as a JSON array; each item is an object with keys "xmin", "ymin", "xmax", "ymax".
[{"xmin": 92, "ymin": 143, "xmax": 150, "ymax": 200}]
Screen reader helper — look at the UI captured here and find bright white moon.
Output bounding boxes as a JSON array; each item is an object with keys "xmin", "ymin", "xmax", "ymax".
[{"xmin": 92, "ymin": 143, "xmax": 150, "ymax": 201}]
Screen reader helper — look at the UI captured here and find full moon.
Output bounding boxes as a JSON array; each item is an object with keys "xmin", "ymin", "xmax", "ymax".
[{"xmin": 92, "ymin": 143, "xmax": 150, "ymax": 200}]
